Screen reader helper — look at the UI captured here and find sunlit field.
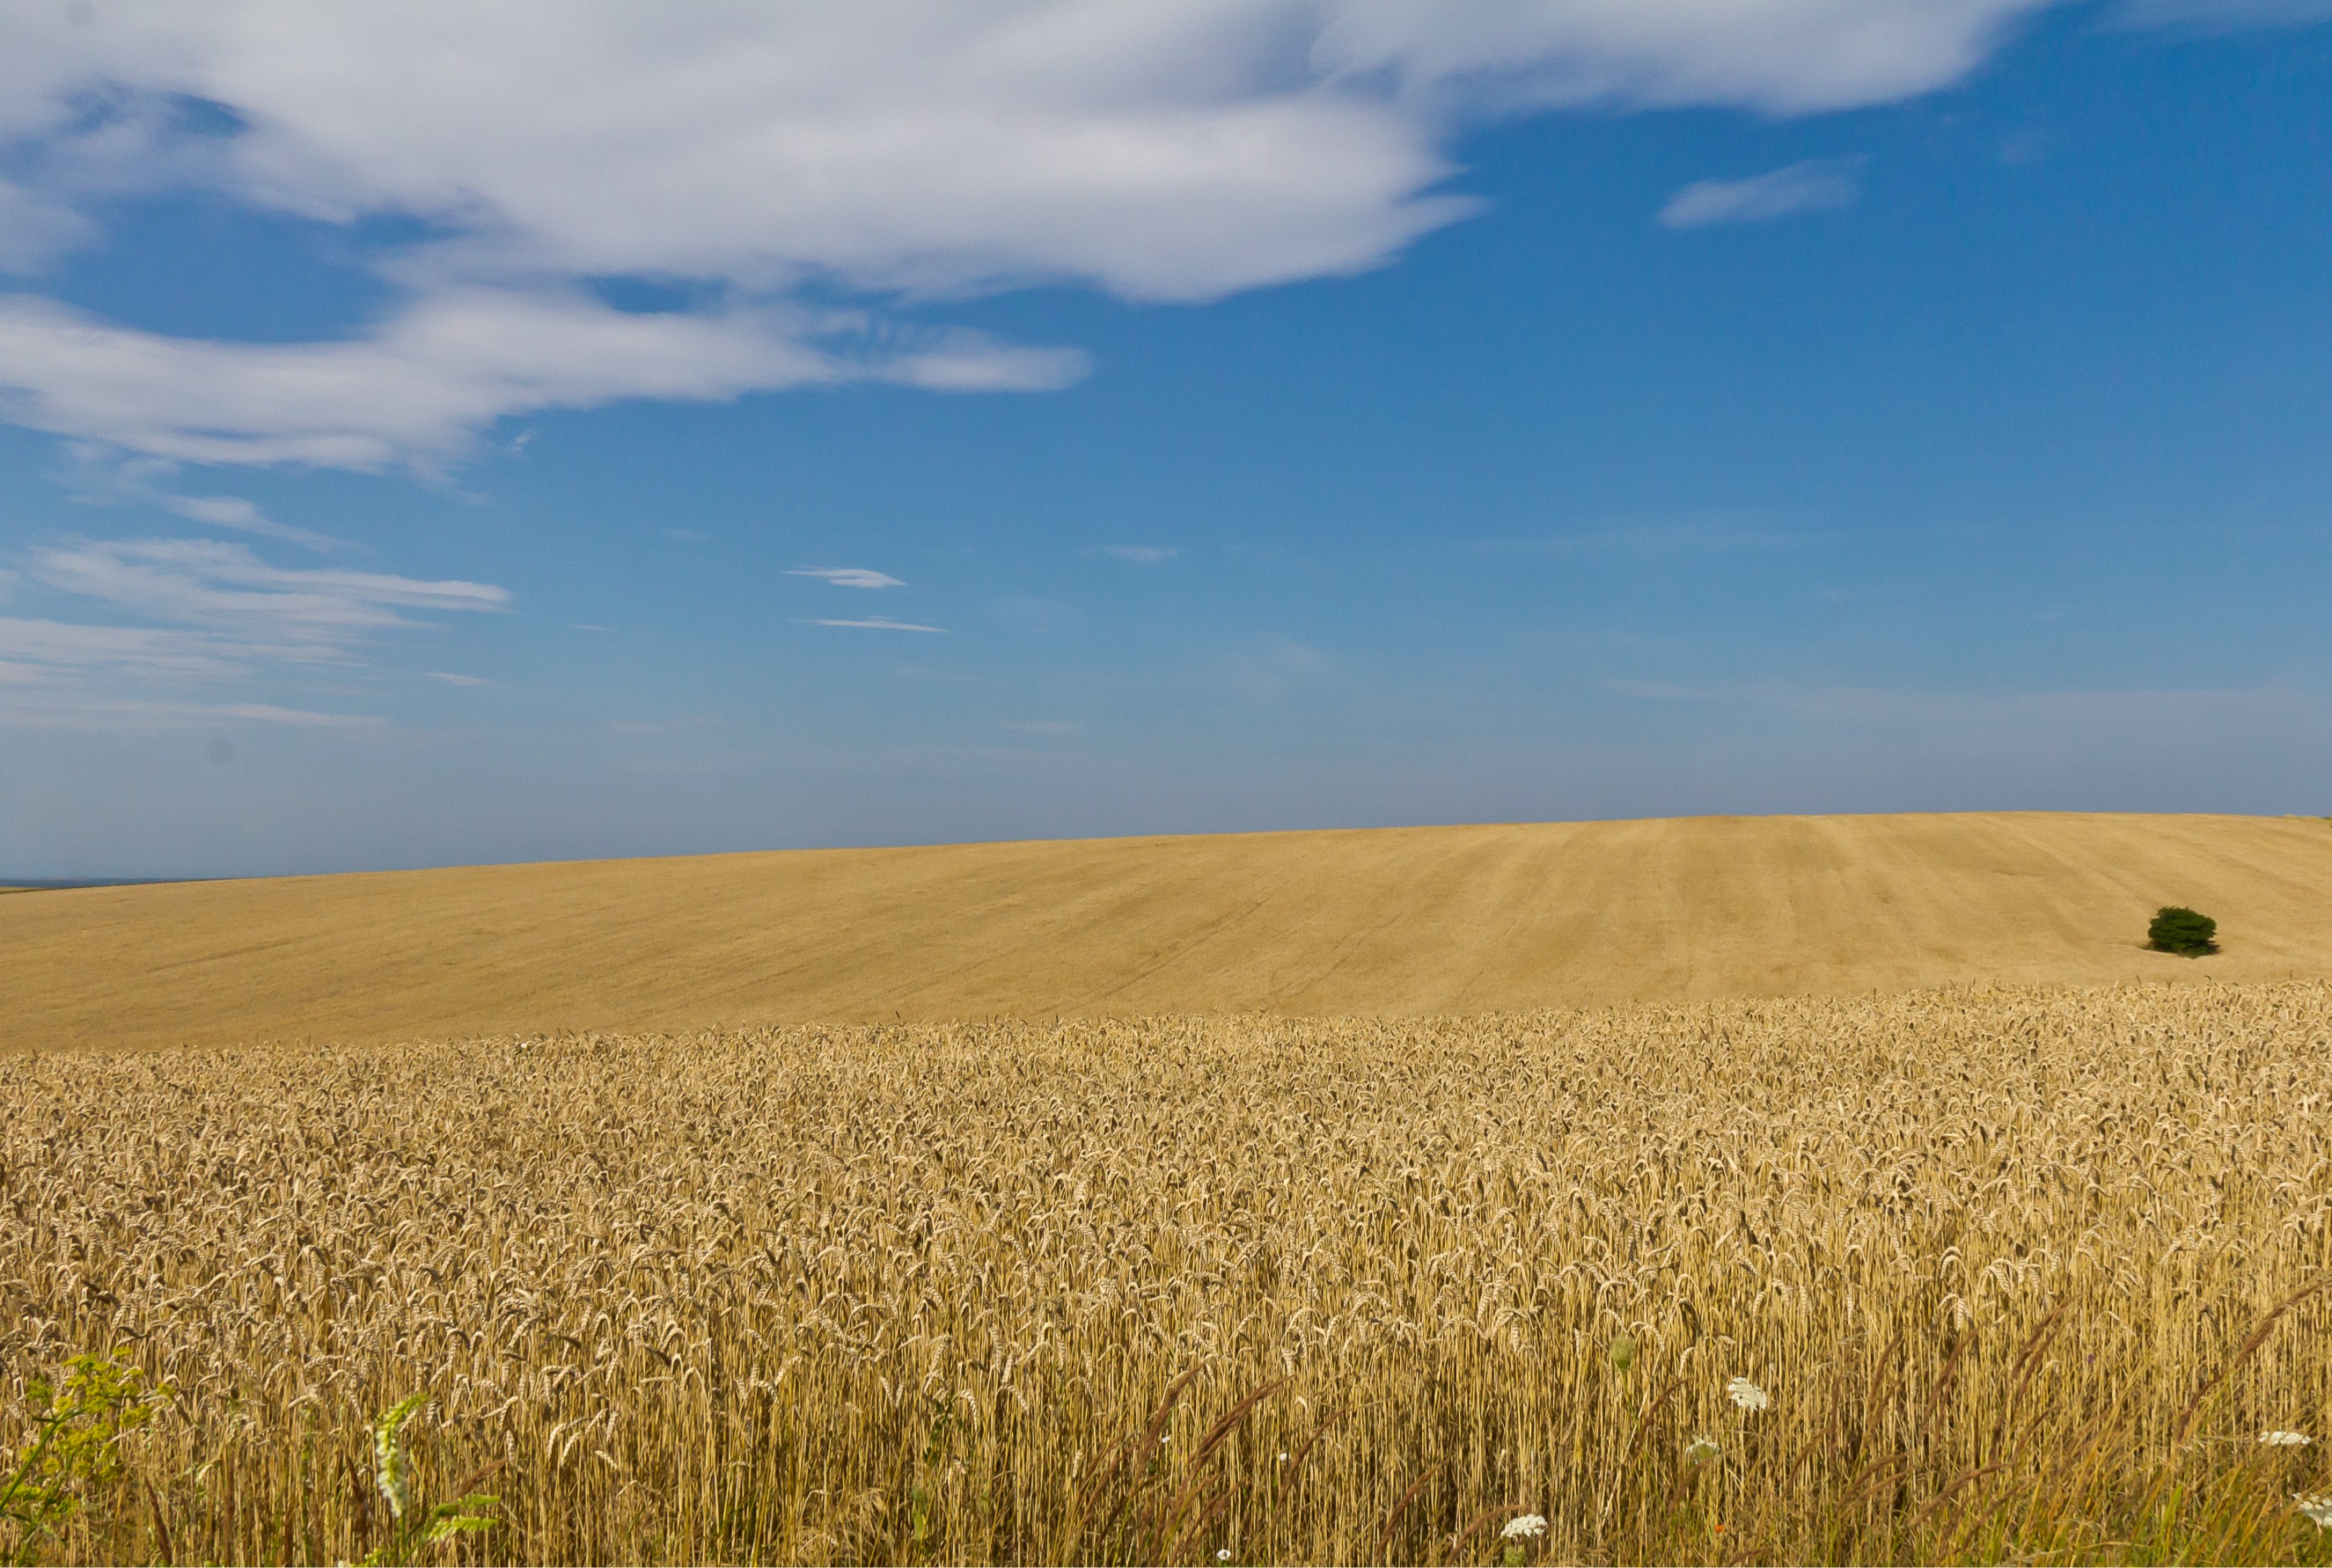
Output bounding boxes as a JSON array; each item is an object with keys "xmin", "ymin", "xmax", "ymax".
[
  {"xmin": 15, "ymin": 812, "xmax": 2332, "ymax": 1054},
  {"xmin": 7, "ymin": 979, "xmax": 2332, "ymax": 1564}
]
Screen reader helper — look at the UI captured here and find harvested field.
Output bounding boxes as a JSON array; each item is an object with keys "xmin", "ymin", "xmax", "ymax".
[
  {"xmin": 11, "ymin": 810, "xmax": 2332, "ymax": 1051},
  {"xmin": 7, "ymin": 980, "xmax": 2332, "ymax": 1563}
]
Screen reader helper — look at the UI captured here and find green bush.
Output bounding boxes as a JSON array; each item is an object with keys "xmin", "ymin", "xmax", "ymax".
[{"xmin": 2148, "ymin": 905, "xmax": 2218, "ymax": 957}]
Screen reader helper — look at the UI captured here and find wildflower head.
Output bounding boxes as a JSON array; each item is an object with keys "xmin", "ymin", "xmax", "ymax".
[
  {"xmin": 1216, "ymin": 1550, "xmax": 1232, "ymax": 1562},
  {"xmin": 1727, "ymin": 1376, "xmax": 1770, "ymax": 1412},
  {"xmin": 371, "ymin": 1393, "xmax": 428, "ymax": 1521},
  {"xmin": 1500, "ymin": 1514, "xmax": 1548, "ymax": 1541},
  {"xmin": 1610, "ymin": 1336, "xmax": 1636, "ymax": 1374},
  {"xmin": 1683, "ymin": 1436, "xmax": 1721, "ymax": 1466},
  {"xmin": 2262, "ymin": 1430, "xmax": 2314, "ymax": 1447},
  {"xmin": 2297, "ymin": 1495, "xmax": 2332, "ymax": 1530}
]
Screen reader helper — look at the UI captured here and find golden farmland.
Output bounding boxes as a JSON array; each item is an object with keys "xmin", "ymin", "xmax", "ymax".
[
  {"xmin": 8, "ymin": 982, "xmax": 2332, "ymax": 1564},
  {"xmin": 11, "ymin": 810, "xmax": 2332, "ymax": 1051},
  {"xmin": 8, "ymin": 812, "xmax": 2332, "ymax": 1564}
]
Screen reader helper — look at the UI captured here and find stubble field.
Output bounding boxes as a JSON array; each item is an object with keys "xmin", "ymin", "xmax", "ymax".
[{"xmin": 8, "ymin": 978, "xmax": 2332, "ymax": 1564}]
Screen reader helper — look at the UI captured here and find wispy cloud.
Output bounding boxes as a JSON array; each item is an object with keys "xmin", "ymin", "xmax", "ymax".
[
  {"xmin": 0, "ymin": 536, "xmax": 509, "ymax": 728},
  {"xmin": 30, "ymin": 539, "xmax": 507, "ymax": 639},
  {"xmin": 1660, "ymin": 158, "xmax": 1864, "ymax": 229},
  {"xmin": 426, "ymin": 670, "xmax": 490, "ymax": 687},
  {"xmin": 1598, "ymin": 678, "xmax": 2332, "ymax": 744},
  {"xmin": 0, "ymin": 616, "xmax": 330, "ymax": 683},
  {"xmin": 0, "ymin": 693, "xmax": 385, "ymax": 730},
  {"xmin": 789, "ymin": 567, "xmax": 904, "ymax": 589},
  {"xmin": 1605, "ymin": 678, "xmax": 1720, "ymax": 700},
  {"xmin": 1473, "ymin": 517, "xmax": 1837, "ymax": 554},
  {"xmin": 990, "ymin": 597, "xmax": 1076, "ymax": 633},
  {"xmin": 0, "ymin": 612, "xmax": 388, "ymax": 729},
  {"xmin": 803, "ymin": 616, "xmax": 947, "ymax": 634},
  {"xmin": 158, "ymin": 493, "xmax": 348, "ymax": 551},
  {"xmin": 1102, "ymin": 545, "xmax": 1178, "ymax": 563},
  {"xmin": 53, "ymin": 449, "xmax": 351, "ymax": 549},
  {"xmin": 1228, "ymin": 638, "xmax": 1335, "ymax": 702}
]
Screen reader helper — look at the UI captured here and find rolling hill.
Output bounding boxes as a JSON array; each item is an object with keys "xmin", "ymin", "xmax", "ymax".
[{"xmin": 10, "ymin": 810, "xmax": 2332, "ymax": 1051}]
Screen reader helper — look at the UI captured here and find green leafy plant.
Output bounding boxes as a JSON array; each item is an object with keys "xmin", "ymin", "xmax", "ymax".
[
  {"xmin": 2149, "ymin": 905, "xmax": 2219, "ymax": 957},
  {"xmin": 0, "ymin": 1353, "xmax": 170, "ymax": 1566},
  {"xmin": 359, "ymin": 1393, "xmax": 500, "ymax": 1568}
]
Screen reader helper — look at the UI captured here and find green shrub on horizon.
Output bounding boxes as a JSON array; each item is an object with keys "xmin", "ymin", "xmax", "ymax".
[{"xmin": 2149, "ymin": 905, "xmax": 2219, "ymax": 956}]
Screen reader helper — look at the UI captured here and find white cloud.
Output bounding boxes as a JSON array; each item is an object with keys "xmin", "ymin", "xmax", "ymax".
[
  {"xmin": 1103, "ymin": 545, "xmax": 1178, "ymax": 563},
  {"xmin": 0, "ymin": 2, "xmax": 2062, "ymax": 469},
  {"xmin": 426, "ymin": 670, "xmax": 490, "ymax": 687},
  {"xmin": 789, "ymin": 567, "xmax": 906, "ymax": 589},
  {"xmin": 803, "ymin": 616, "xmax": 948, "ymax": 633},
  {"xmin": 0, "ymin": 289, "xmax": 1082, "ymax": 468},
  {"xmin": 1659, "ymin": 158, "xmax": 1863, "ymax": 229}
]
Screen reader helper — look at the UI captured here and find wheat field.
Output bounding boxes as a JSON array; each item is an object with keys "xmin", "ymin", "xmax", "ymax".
[
  {"xmin": 8, "ymin": 979, "xmax": 2332, "ymax": 1564},
  {"xmin": 13, "ymin": 811, "xmax": 2332, "ymax": 1052}
]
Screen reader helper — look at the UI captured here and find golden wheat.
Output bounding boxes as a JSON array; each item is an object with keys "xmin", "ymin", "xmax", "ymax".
[
  {"xmin": 18, "ymin": 811, "xmax": 2332, "ymax": 1053},
  {"xmin": 6, "ymin": 980, "xmax": 2332, "ymax": 1564}
]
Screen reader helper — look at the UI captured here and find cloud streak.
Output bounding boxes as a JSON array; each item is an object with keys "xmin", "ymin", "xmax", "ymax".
[
  {"xmin": 1659, "ymin": 158, "xmax": 1863, "ymax": 229},
  {"xmin": 803, "ymin": 616, "xmax": 948, "ymax": 634},
  {"xmin": 789, "ymin": 567, "xmax": 906, "ymax": 589}
]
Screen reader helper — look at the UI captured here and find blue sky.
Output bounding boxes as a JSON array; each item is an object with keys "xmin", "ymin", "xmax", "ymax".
[{"xmin": 3, "ymin": 1, "xmax": 2329, "ymax": 877}]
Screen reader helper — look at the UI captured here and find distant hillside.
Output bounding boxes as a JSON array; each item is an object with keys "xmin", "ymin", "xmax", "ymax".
[{"xmin": 10, "ymin": 812, "xmax": 2332, "ymax": 1051}]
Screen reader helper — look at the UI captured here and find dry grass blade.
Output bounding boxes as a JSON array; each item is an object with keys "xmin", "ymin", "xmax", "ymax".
[
  {"xmin": 1374, "ymin": 1461, "xmax": 1443, "ymax": 1565},
  {"xmin": 1082, "ymin": 1366, "xmax": 1201, "ymax": 1550}
]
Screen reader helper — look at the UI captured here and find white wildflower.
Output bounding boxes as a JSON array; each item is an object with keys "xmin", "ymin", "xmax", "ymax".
[
  {"xmin": 2297, "ymin": 1495, "xmax": 2332, "ymax": 1529},
  {"xmin": 1500, "ymin": 1514, "xmax": 1548, "ymax": 1540},
  {"xmin": 2262, "ymin": 1430, "xmax": 2313, "ymax": 1447},
  {"xmin": 1277, "ymin": 1452, "xmax": 1287, "ymax": 1462},
  {"xmin": 1727, "ymin": 1376, "xmax": 1770, "ymax": 1412},
  {"xmin": 1683, "ymin": 1436, "xmax": 1721, "ymax": 1465},
  {"xmin": 1217, "ymin": 1551, "xmax": 1232, "ymax": 1562}
]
